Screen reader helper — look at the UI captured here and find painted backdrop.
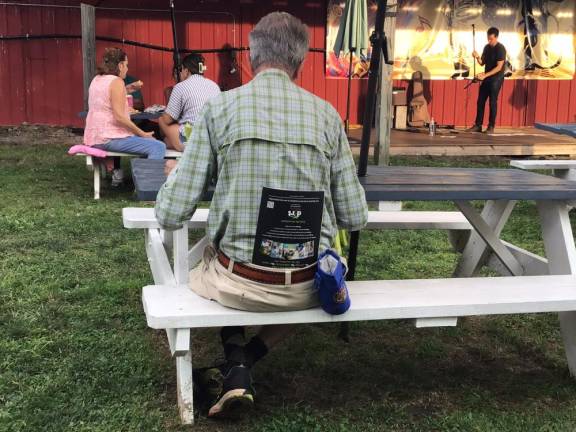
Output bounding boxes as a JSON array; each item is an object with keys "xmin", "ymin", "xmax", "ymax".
[{"xmin": 327, "ymin": 0, "xmax": 575, "ymax": 79}]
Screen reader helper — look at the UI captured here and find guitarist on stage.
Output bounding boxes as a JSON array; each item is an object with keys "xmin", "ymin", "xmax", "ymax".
[{"xmin": 466, "ymin": 27, "xmax": 507, "ymax": 134}]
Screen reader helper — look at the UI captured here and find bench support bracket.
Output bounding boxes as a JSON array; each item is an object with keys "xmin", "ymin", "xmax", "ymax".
[
  {"xmin": 415, "ymin": 317, "xmax": 458, "ymax": 328},
  {"xmin": 454, "ymin": 200, "xmax": 518, "ymax": 277}
]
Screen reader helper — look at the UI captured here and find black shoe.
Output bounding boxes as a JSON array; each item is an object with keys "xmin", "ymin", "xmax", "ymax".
[
  {"xmin": 465, "ymin": 125, "xmax": 482, "ymax": 132},
  {"xmin": 484, "ymin": 126, "xmax": 495, "ymax": 134},
  {"xmin": 208, "ymin": 365, "xmax": 255, "ymax": 419},
  {"xmin": 193, "ymin": 366, "xmax": 225, "ymax": 406}
]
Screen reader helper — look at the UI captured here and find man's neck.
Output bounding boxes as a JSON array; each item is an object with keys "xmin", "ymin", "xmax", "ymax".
[{"xmin": 253, "ymin": 65, "xmax": 296, "ymax": 81}]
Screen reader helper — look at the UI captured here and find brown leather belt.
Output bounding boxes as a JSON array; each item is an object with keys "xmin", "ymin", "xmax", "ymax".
[{"xmin": 217, "ymin": 251, "xmax": 316, "ymax": 285}]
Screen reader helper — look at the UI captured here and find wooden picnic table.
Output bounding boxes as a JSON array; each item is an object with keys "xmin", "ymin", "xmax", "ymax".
[
  {"xmin": 132, "ymin": 160, "xmax": 576, "ymax": 280},
  {"xmin": 361, "ymin": 165, "xmax": 576, "ymax": 201},
  {"xmin": 359, "ymin": 165, "xmax": 576, "ymax": 275},
  {"xmin": 124, "ymin": 163, "xmax": 576, "ymax": 424}
]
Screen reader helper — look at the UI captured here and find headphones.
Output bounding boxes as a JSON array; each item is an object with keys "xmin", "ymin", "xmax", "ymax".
[{"xmin": 198, "ymin": 62, "xmax": 207, "ymax": 74}]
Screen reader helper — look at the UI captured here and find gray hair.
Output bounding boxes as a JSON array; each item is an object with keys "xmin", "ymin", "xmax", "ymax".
[{"xmin": 249, "ymin": 12, "xmax": 309, "ymax": 77}]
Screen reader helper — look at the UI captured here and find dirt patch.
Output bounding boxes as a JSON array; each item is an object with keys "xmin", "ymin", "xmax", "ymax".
[{"xmin": 0, "ymin": 125, "xmax": 81, "ymax": 147}]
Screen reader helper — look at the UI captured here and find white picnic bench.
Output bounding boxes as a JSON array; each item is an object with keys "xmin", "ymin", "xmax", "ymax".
[
  {"xmin": 511, "ymin": 159, "xmax": 576, "ymax": 209},
  {"xmin": 78, "ymin": 150, "xmax": 182, "ymax": 200},
  {"xmin": 123, "ymin": 186, "xmax": 576, "ymax": 425},
  {"xmin": 510, "ymin": 159, "xmax": 576, "ymax": 181}
]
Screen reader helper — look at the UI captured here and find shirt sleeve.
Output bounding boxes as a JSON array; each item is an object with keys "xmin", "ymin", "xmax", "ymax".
[
  {"xmin": 155, "ymin": 106, "xmax": 216, "ymax": 230},
  {"xmin": 497, "ymin": 44, "xmax": 506, "ymax": 61},
  {"xmin": 165, "ymin": 84, "xmax": 183, "ymax": 121},
  {"xmin": 330, "ymin": 121, "xmax": 368, "ymax": 231}
]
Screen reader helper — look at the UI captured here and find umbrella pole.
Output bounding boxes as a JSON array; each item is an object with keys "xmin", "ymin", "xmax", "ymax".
[
  {"xmin": 170, "ymin": 0, "xmax": 181, "ymax": 83},
  {"xmin": 346, "ymin": 0, "xmax": 388, "ymax": 282},
  {"xmin": 345, "ymin": 49, "xmax": 354, "ymax": 134},
  {"xmin": 472, "ymin": 23, "xmax": 476, "ymax": 79}
]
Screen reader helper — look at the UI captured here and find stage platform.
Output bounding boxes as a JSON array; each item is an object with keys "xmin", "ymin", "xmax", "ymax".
[{"xmin": 347, "ymin": 127, "xmax": 576, "ymax": 157}]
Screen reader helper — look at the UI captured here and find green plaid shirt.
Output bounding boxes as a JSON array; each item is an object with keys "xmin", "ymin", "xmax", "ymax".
[{"xmin": 155, "ymin": 68, "xmax": 368, "ymax": 263}]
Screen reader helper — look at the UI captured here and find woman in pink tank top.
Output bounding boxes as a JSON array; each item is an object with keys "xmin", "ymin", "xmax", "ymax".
[{"xmin": 84, "ymin": 48, "xmax": 166, "ymax": 184}]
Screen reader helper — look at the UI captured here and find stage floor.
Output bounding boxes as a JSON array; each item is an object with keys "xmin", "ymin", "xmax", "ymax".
[{"xmin": 347, "ymin": 127, "xmax": 576, "ymax": 157}]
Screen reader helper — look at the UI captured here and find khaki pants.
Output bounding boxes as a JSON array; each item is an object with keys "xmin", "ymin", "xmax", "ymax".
[{"xmin": 189, "ymin": 245, "xmax": 320, "ymax": 312}]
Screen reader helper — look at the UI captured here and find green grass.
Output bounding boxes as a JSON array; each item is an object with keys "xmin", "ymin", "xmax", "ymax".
[{"xmin": 1, "ymin": 128, "xmax": 576, "ymax": 431}]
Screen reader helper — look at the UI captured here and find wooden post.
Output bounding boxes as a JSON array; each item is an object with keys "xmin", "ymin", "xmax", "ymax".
[
  {"xmin": 375, "ymin": 0, "xmax": 396, "ymax": 166},
  {"xmin": 81, "ymin": 3, "xmax": 96, "ymax": 111}
]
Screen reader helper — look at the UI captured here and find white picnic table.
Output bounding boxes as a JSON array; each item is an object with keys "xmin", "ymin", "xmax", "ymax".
[
  {"xmin": 510, "ymin": 159, "xmax": 576, "ymax": 181},
  {"xmin": 77, "ymin": 150, "xmax": 182, "ymax": 200},
  {"xmin": 123, "ymin": 166, "xmax": 576, "ymax": 425}
]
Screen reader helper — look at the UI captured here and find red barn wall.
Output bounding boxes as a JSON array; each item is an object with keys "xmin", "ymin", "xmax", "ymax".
[{"xmin": 1, "ymin": 0, "xmax": 575, "ymax": 128}]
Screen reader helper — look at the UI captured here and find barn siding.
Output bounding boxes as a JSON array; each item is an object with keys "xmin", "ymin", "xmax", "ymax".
[{"xmin": 1, "ymin": 0, "xmax": 575, "ymax": 127}]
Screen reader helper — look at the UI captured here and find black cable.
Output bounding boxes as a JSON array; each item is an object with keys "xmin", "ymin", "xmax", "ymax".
[{"xmin": 0, "ymin": 33, "xmax": 326, "ymax": 54}]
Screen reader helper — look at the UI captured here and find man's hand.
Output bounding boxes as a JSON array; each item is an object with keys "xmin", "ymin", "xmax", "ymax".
[
  {"xmin": 126, "ymin": 80, "xmax": 144, "ymax": 94},
  {"xmin": 476, "ymin": 72, "xmax": 486, "ymax": 80},
  {"xmin": 139, "ymin": 131, "xmax": 155, "ymax": 139},
  {"xmin": 472, "ymin": 51, "xmax": 480, "ymax": 59},
  {"xmin": 164, "ymin": 159, "xmax": 178, "ymax": 176}
]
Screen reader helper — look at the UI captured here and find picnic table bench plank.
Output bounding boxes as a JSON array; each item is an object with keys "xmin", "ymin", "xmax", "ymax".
[
  {"xmin": 122, "ymin": 207, "xmax": 473, "ymax": 231},
  {"xmin": 511, "ymin": 160, "xmax": 576, "ymax": 170},
  {"xmin": 143, "ymin": 275, "xmax": 576, "ymax": 329}
]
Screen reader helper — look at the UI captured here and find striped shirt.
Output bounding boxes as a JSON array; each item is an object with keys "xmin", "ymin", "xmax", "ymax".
[
  {"xmin": 165, "ymin": 74, "xmax": 221, "ymax": 133},
  {"xmin": 155, "ymin": 69, "xmax": 368, "ymax": 264}
]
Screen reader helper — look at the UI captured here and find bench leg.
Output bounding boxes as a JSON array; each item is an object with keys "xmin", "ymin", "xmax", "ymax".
[
  {"xmin": 176, "ymin": 348, "xmax": 194, "ymax": 424},
  {"xmin": 538, "ymin": 200, "xmax": 576, "ymax": 376},
  {"xmin": 447, "ymin": 230, "xmax": 471, "ymax": 253},
  {"xmin": 93, "ymin": 160, "xmax": 101, "ymax": 200},
  {"xmin": 378, "ymin": 201, "xmax": 402, "ymax": 211},
  {"xmin": 453, "ymin": 200, "xmax": 516, "ymax": 277}
]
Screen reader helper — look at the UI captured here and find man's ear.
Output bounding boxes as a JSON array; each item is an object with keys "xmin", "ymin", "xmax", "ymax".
[{"xmin": 292, "ymin": 62, "xmax": 304, "ymax": 81}]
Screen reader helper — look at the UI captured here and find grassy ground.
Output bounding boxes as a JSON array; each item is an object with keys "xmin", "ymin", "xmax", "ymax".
[{"xmin": 1, "ymin": 127, "xmax": 576, "ymax": 431}]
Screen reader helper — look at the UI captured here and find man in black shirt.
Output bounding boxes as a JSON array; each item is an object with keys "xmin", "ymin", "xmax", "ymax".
[{"xmin": 466, "ymin": 27, "xmax": 506, "ymax": 134}]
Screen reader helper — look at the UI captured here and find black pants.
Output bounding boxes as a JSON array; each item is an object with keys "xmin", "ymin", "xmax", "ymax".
[{"xmin": 474, "ymin": 76, "xmax": 504, "ymax": 127}]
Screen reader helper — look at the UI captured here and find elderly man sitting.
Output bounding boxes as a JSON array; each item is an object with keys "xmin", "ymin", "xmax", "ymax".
[{"xmin": 155, "ymin": 12, "xmax": 368, "ymax": 418}]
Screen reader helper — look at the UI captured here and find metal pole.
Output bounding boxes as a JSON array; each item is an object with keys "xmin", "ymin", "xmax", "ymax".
[
  {"xmin": 358, "ymin": 0, "xmax": 387, "ymax": 177},
  {"xmin": 346, "ymin": 0, "xmax": 388, "ymax": 282},
  {"xmin": 345, "ymin": 49, "xmax": 354, "ymax": 134},
  {"xmin": 345, "ymin": 0, "xmax": 355, "ymax": 134},
  {"xmin": 472, "ymin": 24, "xmax": 476, "ymax": 78},
  {"xmin": 170, "ymin": 0, "xmax": 181, "ymax": 83}
]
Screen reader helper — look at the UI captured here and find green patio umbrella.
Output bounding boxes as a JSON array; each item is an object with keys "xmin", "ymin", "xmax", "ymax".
[{"xmin": 333, "ymin": 0, "xmax": 369, "ymax": 131}]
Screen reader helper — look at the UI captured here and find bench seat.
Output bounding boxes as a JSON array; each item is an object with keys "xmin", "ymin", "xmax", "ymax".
[
  {"xmin": 76, "ymin": 149, "xmax": 183, "ymax": 159},
  {"xmin": 511, "ymin": 160, "xmax": 576, "ymax": 171},
  {"xmin": 78, "ymin": 151, "xmax": 182, "ymax": 199},
  {"xmin": 122, "ymin": 207, "xmax": 472, "ymax": 230},
  {"xmin": 144, "ymin": 275, "xmax": 576, "ymax": 329}
]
